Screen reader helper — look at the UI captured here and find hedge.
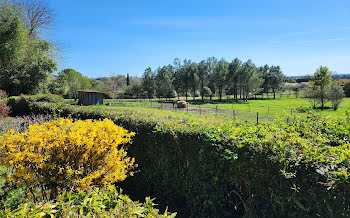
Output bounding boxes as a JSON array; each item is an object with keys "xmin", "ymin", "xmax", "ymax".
[{"xmin": 8, "ymin": 95, "xmax": 350, "ymax": 217}]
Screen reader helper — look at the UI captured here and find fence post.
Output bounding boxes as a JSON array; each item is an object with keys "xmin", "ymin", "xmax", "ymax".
[
  {"xmin": 200, "ymin": 105, "xmax": 202, "ymax": 115},
  {"xmin": 232, "ymin": 109, "xmax": 235, "ymax": 118},
  {"xmin": 216, "ymin": 105, "xmax": 218, "ymax": 117},
  {"xmin": 256, "ymin": 112, "xmax": 259, "ymax": 125},
  {"xmin": 291, "ymin": 109, "xmax": 293, "ymax": 116}
]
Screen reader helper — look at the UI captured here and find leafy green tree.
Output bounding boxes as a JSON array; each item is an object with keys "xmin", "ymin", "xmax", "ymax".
[
  {"xmin": 58, "ymin": 69, "xmax": 91, "ymax": 99},
  {"xmin": 213, "ymin": 59, "xmax": 229, "ymax": 101},
  {"xmin": 312, "ymin": 66, "xmax": 332, "ymax": 110},
  {"xmin": 269, "ymin": 65, "xmax": 285, "ymax": 99},
  {"xmin": 198, "ymin": 60, "xmax": 208, "ymax": 101},
  {"xmin": 240, "ymin": 59, "xmax": 257, "ymax": 101},
  {"xmin": 228, "ymin": 58, "xmax": 242, "ymax": 101},
  {"xmin": 126, "ymin": 73, "xmax": 130, "ymax": 87},
  {"xmin": 155, "ymin": 65, "xmax": 174, "ymax": 100},
  {"xmin": 202, "ymin": 86, "xmax": 212, "ymax": 98},
  {"xmin": 206, "ymin": 57, "xmax": 217, "ymax": 100},
  {"xmin": 172, "ymin": 58, "xmax": 183, "ymax": 100},
  {"xmin": 188, "ymin": 62, "xmax": 199, "ymax": 100},
  {"xmin": 329, "ymin": 84, "xmax": 343, "ymax": 110},
  {"xmin": 258, "ymin": 65, "xmax": 271, "ymax": 98},
  {"xmin": 0, "ymin": 1, "xmax": 57, "ymax": 96},
  {"xmin": 344, "ymin": 81, "xmax": 350, "ymax": 97},
  {"xmin": 142, "ymin": 67, "xmax": 155, "ymax": 99}
]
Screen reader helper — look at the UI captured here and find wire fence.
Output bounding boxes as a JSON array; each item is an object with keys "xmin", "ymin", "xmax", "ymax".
[{"xmin": 104, "ymin": 99, "xmax": 279, "ymax": 124}]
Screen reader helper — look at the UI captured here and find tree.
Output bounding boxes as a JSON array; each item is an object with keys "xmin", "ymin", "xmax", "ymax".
[
  {"xmin": 142, "ymin": 67, "xmax": 155, "ymax": 99},
  {"xmin": 228, "ymin": 58, "xmax": 242, "ymax": 101},
  {"xmin": 181, "ymin": 60, "xmax": 192, "ymax": 101},
  {"xmin": 155, "ymin": 65, "xmax": 174, "ymax": 100},
  {"xmin": 126, "ymin": 73, "xmax": 130, "ymax": 86},
  {"xmin": 0, "ymin": 1, "xmax": 57, "ymax": 96},
  {"xmin": 344, "ymin": 81, "xmax": 350, "ymax": 97},
  {"xmin": 312, "ymin": 66, "xmax": 332, "ymax": 110},
  {"xmin": 202, "ymin": 86, "xmax": 212, "ymax": 99},
  {"xmin": 329, "ymin": 84, "xmax": 344, "ymax": 110},
  {"xmin": 188, "ymin": 62, "xmax": 199, "ymax": 100},
  {"xmin": 258, "ymin": 65, "xmax": 270, "ymax": 98},
  {"xmin": 198, "ymin": 60, "xmax": 208, "ymax": 101},
  {"xmin": 58, "ymin": 69, "xmax": 91, "ymax": 99},
  {"xmin": 15, "ymin": 0, "xmax": 55, "ymax": 36},
  {"xmin": 269, "ymin": 66, "xmax": 285, "ymax": 99},
  {"xmin": 213, "ymin": 58, "xmax": 228, "ymax": 101}
]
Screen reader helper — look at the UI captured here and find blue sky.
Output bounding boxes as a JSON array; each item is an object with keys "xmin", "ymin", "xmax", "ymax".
[{"xmin": 48, "ymin": 0, "xmax": 350, "ymax": 78}]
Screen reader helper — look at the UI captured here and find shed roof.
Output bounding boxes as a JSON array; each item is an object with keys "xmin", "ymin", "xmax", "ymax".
[{"xmin": 78, "ymin": 90, "xmax": 105, "ymax": 94}]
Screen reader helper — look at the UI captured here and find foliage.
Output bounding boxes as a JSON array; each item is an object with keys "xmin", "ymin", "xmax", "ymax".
[
  {"xmin": 57, "ymin": 69, "xmax": 92, "ymax": 98},
  {"xmin": 0, "ymin": 1, "xmax": 57, "ymax": 96},
  {"xmin": 1, "ymin": 188, "xmax": 176, "ymax": 217},
  {"xmin": 0, "ymin": 118, "xmax": 136, "ymax": 199},
  {"xmin": 0, "ymin": 90, "xmax": 8, "ymax": 99},
  {"xmin": 0, "ymin": 102, "xmax": 10, "ymax": 118},
  {"xmin": 0, "ymin": 115, "xmax": 53, "ymax": 135},
  {"xmin": 329, "ymin": 84, "xmax": 344, "ymax": 110},
  {"xmin": 344, "ymin": 81, "xmax": 350, "ymax": 97},
  {"xmin": 142, "ymin": 67, "xmax": 155, "ymax": 99},
  {"xmin": 5, "ymin": 94, "xmax": 64, "ymax": 116},
  {"xmin": 22, "ymin": 97, "xmax": 350, "ymax": 217},
  {"xmin": 310, "ymin": 66, "xmax": 333, "ymax": 109}
]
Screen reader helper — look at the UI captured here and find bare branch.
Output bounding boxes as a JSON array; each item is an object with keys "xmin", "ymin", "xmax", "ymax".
[{"xmin": 15, "ymin": 0, "xmax": 55, "ymax": 36}]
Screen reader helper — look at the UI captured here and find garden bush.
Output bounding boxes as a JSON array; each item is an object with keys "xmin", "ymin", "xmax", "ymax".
[
  {"xmin": 0, "ymin": 118, "xmax": 136, "ymax": 200},
  {"xmin": 1, "ymin": 188, "xmax": 176, "ymax": 218},
  {"xmin": 14, "ymin": 96, "xmax": 350, "ymax": 217},
  {"xmin": 5, "ymin": 94, "xmax": 64, "ymax": 116},
  {"xmin": 0, "ymin": 102, "xmax": 10, "ymax": 118}
]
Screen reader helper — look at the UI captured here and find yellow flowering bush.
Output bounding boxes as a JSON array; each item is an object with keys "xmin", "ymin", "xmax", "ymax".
[{"xmin": 0, "ymin": 118, "xmax": 136, "ymax": 198}]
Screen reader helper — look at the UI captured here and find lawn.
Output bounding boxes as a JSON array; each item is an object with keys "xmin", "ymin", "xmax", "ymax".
[{"xmin": 100, "ymin": 97, "xmax": 350, "ymax": 122}]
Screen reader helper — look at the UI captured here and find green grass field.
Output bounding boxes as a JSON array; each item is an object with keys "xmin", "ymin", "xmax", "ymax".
[{"xmin": 98, "ymin": 96, "xmax": 350, "ymax": 122}]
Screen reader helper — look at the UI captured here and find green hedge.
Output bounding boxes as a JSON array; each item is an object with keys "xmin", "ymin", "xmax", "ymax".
[
  {"xmin": 13, "ymin": 96, "xmax": 350, "ymax": 217},
  {"xmin": 4, "ymin": 94, "xmax": 64, "ymax": 116}
]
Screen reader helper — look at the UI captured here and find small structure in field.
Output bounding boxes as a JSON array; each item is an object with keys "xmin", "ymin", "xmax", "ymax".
[
  {"xmin": 175, "ymin": 100, "xmax": 187, "ymax": 108},
  {"xmin": 78, "ymin": 90, "xmax": 104, "ymax": 106}
]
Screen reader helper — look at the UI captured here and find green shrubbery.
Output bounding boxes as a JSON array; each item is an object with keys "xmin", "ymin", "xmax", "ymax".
[
  {"xmin": 11, "ymin": 96, "xmax": 350, "ymax": 217},
  {"xmin": 2, "ymin": 188, "xmax": 176, "ymax": 217},
  {"xmin": 4, "ymin": 94, "xmax": 64, "ymax": 116}
]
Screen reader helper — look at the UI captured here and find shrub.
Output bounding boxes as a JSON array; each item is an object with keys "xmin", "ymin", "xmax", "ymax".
[
  {"xmin": 24, "ymin": 101, "xmax": 350, "ymax": 217},
  {"xmin": 0, "ymin": 118, "xmax": 136, "ymax": 199},
  {"xmin": 5, "ymin": 94, "xmax": 64, "ymax": 116},
  {"xmin": 343, "ymin": 81, "xmax": 350, "ymax": 97},
  {"xmin": 0, "ymin": 90, "xmax": 7, "ymax": 99},
  {"xmin": 0, "ymin": 115, "xmax": 53, "ymax": 135},
  {"xmin": 329, "ymin": 84, "xmax": 344, "ymax": 110},
  {"xmin": 1, "ymin": 188, "xmax": 176, "ymax": 217},
  {"xmin": 0, "ymin": 102, "xmax": 10, "ymax": 118}
]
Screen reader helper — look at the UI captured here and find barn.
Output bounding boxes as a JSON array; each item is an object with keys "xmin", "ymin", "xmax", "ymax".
[{"xmin": 78, "ymin": 90, "xmax": 104, "ymax": 106}]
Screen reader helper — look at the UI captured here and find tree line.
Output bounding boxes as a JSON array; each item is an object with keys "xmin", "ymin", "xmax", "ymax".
[{"xmin": 141, "ymin": 57, "xmax": 285, "ymax": 101}]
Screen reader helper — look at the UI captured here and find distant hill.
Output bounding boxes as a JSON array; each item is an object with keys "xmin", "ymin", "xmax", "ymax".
[{"xmin": 287, "ymin": 74, "xmax": 350, "ymax": 82}]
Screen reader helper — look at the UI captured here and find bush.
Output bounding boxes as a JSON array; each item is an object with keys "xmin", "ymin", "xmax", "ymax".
[
  {"xmin": 0, "ymin": 102, "xmax": 10, "ymax": 118},
  {"xmin": 343, "ymin": 82, "xmax": 350, "ymax": 97},
  {"xmin": 0, "ymin": 118, "xmax": 136, "ymax": 199},
  {"xmin": 329, "ymin": 84, "xmax": 344, "ymax": 110},
  {"xmin": 5, "ymin": 94, "xmax": 65, "ymax": 116},
  {"xmin": 23, "ymin": 100, "xmax": 350, "ymax": 217},
  {"xmin": 1, "ymin": 188, "xmax": 176, "ymax": 217},
  {"xmin": 0, "ymin": 90, "xmax": 7, "ymax": 99}
]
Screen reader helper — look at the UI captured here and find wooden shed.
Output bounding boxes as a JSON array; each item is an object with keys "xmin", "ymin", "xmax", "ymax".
[{"xmin": 78, "ymin": 90, "xmax": 104, "ymax": 106}]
